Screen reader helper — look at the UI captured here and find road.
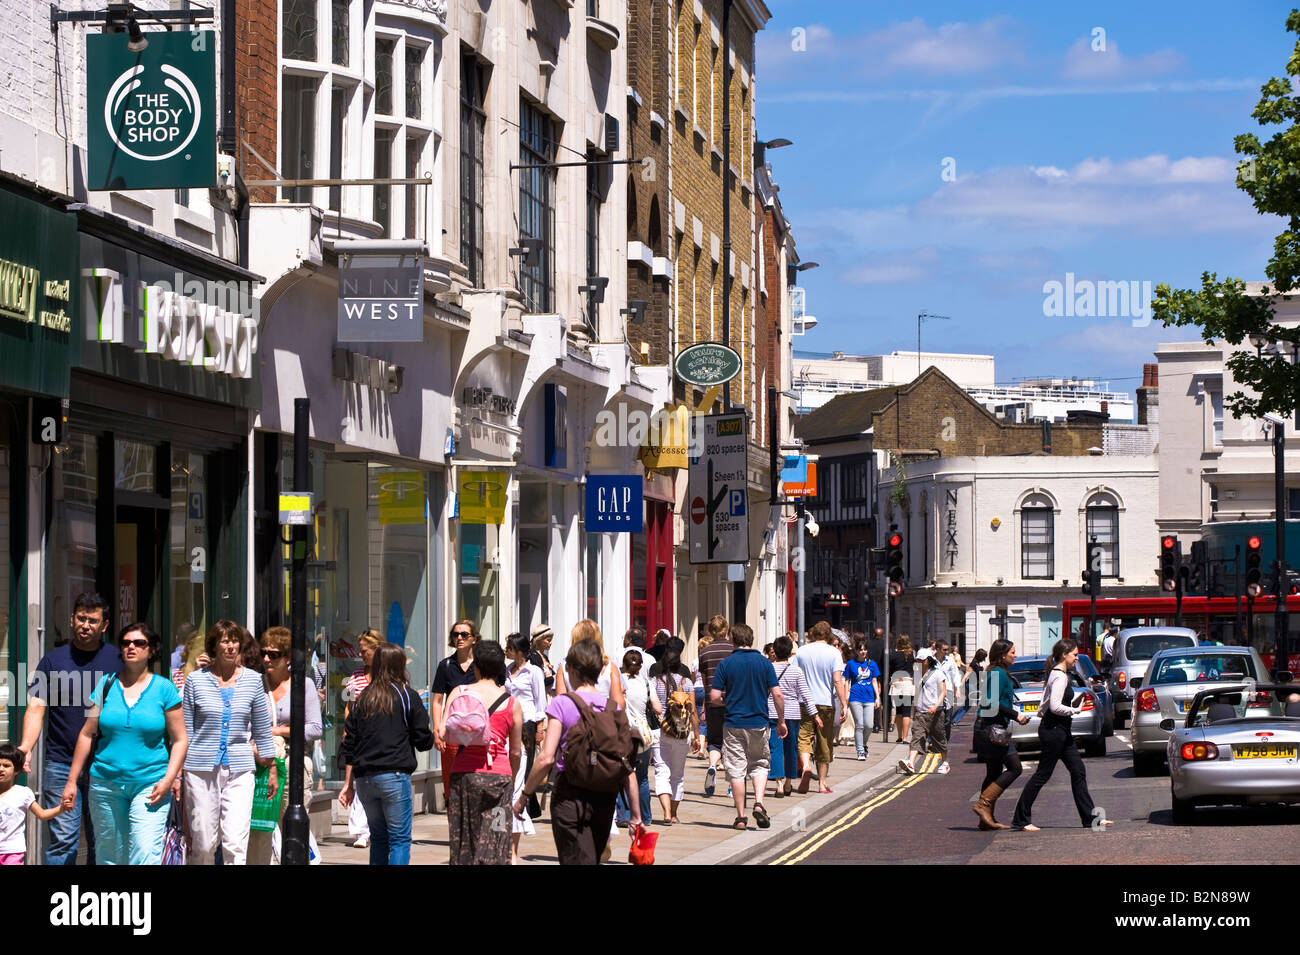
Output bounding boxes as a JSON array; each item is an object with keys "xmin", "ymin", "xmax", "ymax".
[{"xmin": 767, "ymin": 720, "xmax": 1300, "ymax": 865}]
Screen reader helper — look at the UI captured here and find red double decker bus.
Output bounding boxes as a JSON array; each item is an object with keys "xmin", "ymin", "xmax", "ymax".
[{"xmin": 1062, "ymin": 596, "xmax": 1300, "ymax": 674}]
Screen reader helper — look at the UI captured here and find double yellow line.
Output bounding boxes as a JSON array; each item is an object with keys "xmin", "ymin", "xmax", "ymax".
[{"xmin": 770, "ymin": 753, "xmax": 940, "ymax": 865}]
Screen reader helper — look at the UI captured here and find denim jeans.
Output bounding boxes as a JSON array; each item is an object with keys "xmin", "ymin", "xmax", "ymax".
[
  {"xmin": 769, "ymin": 719, "xmax": 800, "ymax": 780},
  {"xmin": 42, "ymin": 760, "xmax": 94, "ymax": 866},
  {"xmin": 849, "ymin": 702, "xmax": 876, "ymax": 757},
  {"xmin": 356, "ymin": 772, "xmax": 413, "ymax": 865},
  {"xmin": 89, "ymin": 777, "xmax": 170, "ymax": 865},
  {"xmin": 615, "ymin": 748, "xmax": 653, "ymax": 825}
]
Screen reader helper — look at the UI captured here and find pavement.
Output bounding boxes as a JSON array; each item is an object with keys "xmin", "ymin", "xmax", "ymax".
[{"xmin": 317, "ymin": 731, "xmax": 913, "ymax": 865}]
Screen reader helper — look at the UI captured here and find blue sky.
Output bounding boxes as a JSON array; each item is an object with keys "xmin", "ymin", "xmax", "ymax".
[{"xmin": 755, "ymin": 1, "xmax": 1294, "ymax": 396}]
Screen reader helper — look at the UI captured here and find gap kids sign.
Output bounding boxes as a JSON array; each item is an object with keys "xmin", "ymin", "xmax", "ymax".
[
  {"xmin": 586, "ymin": 475, "xmax": 643, "ymax": 533},
  {"xmin": 87, "ymin": 31, "xmax": 216, "ymax": 190}
]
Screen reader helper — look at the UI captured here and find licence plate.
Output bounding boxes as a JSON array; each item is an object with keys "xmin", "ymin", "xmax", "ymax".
[
  {"xmin": 1232, "ymin": 743, "xmax": 1298, "ymax": 759},
  {"xmin": 1176, "ymin": 699, "xmax": 1194, "ymax": 714},
  {"xmin": 1021, "ymin": 703, "xmax": 1039, "ymax": 714}
]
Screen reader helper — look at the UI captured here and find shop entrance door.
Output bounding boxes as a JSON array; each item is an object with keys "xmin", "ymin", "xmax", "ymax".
[{"xmin": 115, "ymin": 505, "xmax": 166, "ymax": 636}]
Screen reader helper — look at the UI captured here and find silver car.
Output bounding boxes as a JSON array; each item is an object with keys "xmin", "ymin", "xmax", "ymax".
[
  {"xmin": 1130, "ymin": 645, "xmax": 1269, "ymax": 775},
  {"xmin": 1005, "ymin": 657, "xmax": 1107, "ymax": 757},
  {"xmin": 1167, "ymin": 684, "xmax": 1300, "ymax": 823},
  {"xmin": 1108, "ymin": 627, "xmax": 1199, "ymax": 729}
]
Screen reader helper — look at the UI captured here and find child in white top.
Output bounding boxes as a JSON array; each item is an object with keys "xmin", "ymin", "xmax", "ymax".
[{"xmin": 0, "ymin": 742, "xmax": 66, "ymax": 865}]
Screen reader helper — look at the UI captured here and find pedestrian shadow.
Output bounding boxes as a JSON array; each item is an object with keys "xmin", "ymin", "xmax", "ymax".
[{"xmin": 1149, "ymin": 804, "xmax": 1300, "ymax": 828}]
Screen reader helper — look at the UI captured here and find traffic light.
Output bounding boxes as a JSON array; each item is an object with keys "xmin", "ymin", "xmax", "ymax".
[
  {"xmin": 887, "ymin": 529, "xmax": 905, "ymax": 586},
  {"xmin": 1246, "ymin": 536, "xmax": 1263, "ymax": 597},
  {"xmin": 1160, "ymin": 536, "xmax": 1180, "ymax": 592},
  {"xmin": 1187, "ymin": 540, "xmax": 1207, "ymax": 593},
  {"xmin": 1081, "ymin": 539, "xmax": 1105, "ymax": 596}
]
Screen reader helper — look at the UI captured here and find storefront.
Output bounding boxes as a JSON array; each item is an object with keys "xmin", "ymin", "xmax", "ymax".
[
  {"xmin": 0, "ymin": 177, "xmax": 80, "ymax": 744},
  {"xmin": 251, "ymin": 236, "xmax": 456, "ymax": 793},
  {"xmin": 41, "ymin": 207, "xmax": 261, "ymax": 660}
]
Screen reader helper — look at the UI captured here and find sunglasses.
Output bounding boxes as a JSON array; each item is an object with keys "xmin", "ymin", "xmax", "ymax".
[
  {"xmin": 451, "ymin": 631, "xmax": 472, "ymax": 639},
  {"xmin": 121, "ymin": 638, "xmax": 149, "ymax": 649},
  {"xmin": 262, "ymin": 650, "xmax": 285, "ymax": 660}
]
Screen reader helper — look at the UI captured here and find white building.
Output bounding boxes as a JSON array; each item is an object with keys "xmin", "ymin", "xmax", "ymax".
[
  {"xmin": 791, "ymin": 349, "xmax": 1134, "ymax": 421},
  {"xmin": 880, "ymin": 454, "xmax": 1159, "ymax": 656}
]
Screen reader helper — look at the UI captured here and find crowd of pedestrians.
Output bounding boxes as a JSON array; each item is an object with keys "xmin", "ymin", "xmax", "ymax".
[{"xmin": 6, "ymin": 591, "xmax": 1122, "ymax": 866}]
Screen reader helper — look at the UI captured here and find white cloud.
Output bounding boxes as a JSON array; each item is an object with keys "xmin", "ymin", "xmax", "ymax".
[
  {"xmin": 762, "ymin": 77, "xmax": 1257, "ymax": 105},
  {"xmin": 1062, "ymin": 36, "xmax": 1184, "ymax": 81},
  {"xmin": 868, "ymin": 17, "xmax": 1025, "ymax": 75},
  {"xmin": 916, "ymin": 156, "xmax": 1266, "ymax": 235}
]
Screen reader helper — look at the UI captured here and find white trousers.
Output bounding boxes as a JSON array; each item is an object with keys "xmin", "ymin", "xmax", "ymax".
[
  {"xmin": 184, "ymin": 766, "xmax": 255, "ymax": 865},
  {"xmin": 653, "ymin": 734, "xmax": 691, "ymax": 801}
]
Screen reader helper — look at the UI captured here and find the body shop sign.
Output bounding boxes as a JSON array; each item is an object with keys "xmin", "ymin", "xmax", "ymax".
[{"xmin": 88, "ymin": 31, "xmax": 216, "ymax": 191}]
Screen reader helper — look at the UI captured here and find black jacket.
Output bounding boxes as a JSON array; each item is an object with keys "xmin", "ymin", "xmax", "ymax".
[{"xmin": 341, "ymin": 682, "xmax": 434, "ymax": 777}]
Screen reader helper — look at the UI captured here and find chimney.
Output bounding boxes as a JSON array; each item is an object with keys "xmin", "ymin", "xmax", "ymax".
[
  {"xmin": 1136, "ymin": 362, "xmax": 1159, "ymax": 426},
  {"xmin": 1041, "ymin": 419, "xmax": 1052, "ymax": 453}
]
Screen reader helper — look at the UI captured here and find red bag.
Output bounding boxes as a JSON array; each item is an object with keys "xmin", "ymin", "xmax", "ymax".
[{"xmin": 628, "ymin": 824, "xmax": 658, "ymax": 865}]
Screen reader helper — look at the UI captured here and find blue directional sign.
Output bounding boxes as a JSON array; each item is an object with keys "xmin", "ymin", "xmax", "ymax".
[{"xmin": 586, "ymin": 475, "xmax": 643, "ymax": 533}]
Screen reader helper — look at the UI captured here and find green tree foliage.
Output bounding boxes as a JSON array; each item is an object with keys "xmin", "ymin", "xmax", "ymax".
[{"xmin": 1151, "ymin": 10, "xmax": 1300, "ymax": 419}]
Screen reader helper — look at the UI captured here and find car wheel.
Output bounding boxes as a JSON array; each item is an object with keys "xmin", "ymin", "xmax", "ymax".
[
  {"xmin": 1133, "ymin": 752, "xmax": 1163, "ymax": 776},
  {"xmin": 1171, "ymin": 791, "xmax": 1195, "ymax": 825},
  {"xmin": 1084, "ymin": 735, "xmax": 1107, "ymax": 758}
]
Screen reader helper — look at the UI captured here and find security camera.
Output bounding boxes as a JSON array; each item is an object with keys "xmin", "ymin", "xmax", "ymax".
[
  {"xmin": 1263, "ymin": 411, "xmax": 1288, "ymax": 428},
  {"xmin": 805, "ymin": 516, "xmax": 820, "ymax": 538}
]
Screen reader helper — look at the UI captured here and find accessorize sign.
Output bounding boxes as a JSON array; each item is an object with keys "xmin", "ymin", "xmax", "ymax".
[
  {"xmin": 674, "ymin": 342, "xmax": 741, "ymax": 387},
  {"xmin": 87, "ymin": 31, "xmax": 217, "ymax": 191}
]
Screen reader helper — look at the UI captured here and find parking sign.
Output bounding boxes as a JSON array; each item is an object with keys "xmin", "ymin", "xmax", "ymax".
[{"xmin": 687, "ymin": 413, "xmax": 749, "ymax": 564}]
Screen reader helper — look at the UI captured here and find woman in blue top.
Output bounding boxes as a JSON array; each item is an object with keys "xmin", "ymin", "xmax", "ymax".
[
  {"xmin": 62, "ymin": 622, "xmax": 188, "ymax": 865},
  {"xmin": 843, "ymin": 636, "xmax": 881, "ymax": 760},
  {"xmin": 971, "ymin": 639, "xmax": 1030, "ymax": 830},
  {"xmin": 182, "ymin": 619, "xmax": 277, "ymax": 865}
]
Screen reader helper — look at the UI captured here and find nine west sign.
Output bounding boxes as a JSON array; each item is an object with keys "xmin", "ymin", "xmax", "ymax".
[
  {"xmin": 337, "ymin": 241, "xmax": 424, "ymax": 343},
  {"xmin": 87, "ymin": 31, "xmax": 216, "ymax": 191}
]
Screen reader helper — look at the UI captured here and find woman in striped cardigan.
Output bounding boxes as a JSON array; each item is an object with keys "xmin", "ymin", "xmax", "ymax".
[{"xmin": 182, "ymin": 620, "xmax": 277, "ymax": 865}]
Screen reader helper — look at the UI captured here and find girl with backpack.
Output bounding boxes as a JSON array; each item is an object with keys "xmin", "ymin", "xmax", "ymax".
[
  {"xmin": 338, "ymin": 644, "xmax": 434, "ymax": 865},
  {"xmin": 441, "ymin": 641, "xmax": 523, "ymax": 865},
  {"xmin": 650, "ymin": 641, "xmax": 698, "ymax": 824},
  {"xmin": 513, "ymin": 640, "xmax": 639, "ymax": 865}
]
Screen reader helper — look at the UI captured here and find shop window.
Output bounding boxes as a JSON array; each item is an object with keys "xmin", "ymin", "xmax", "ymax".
[
  {"xmin": 169, "ymin": 451, "xmax": 208, "ymax": 664},
  {"xmin": 50, "ymin": 432, "xmax": 100, "ymax": 640},
  {"xmin": 114, "ymin": 438, "xmax": 157, "ymax": 493},
  {"xmin": 460, "ymin": 52, "xmax": 488, "ymax": 287},
  {"xmin": 519, "ymin": 482, "xmax": 550, "ymax": 634}
]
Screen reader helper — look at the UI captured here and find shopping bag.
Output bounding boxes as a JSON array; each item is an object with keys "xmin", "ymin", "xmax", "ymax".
[
  {"xmin": 250, "ymin": 757, "xmax": 287, "ymax": 833},
  {"xmin": 162, "ymin": 796, "xmax": 186, "ymax": 865},
  {"xmin": 628, "ymin": 824, "xmax": 658, "ymax": 865},
  {"xmin": 271, "ymin": 825, "xmax": 323, "ymax": 865}
]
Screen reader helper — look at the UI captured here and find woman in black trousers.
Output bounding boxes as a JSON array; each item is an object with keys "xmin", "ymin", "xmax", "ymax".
[
  {"xmin": 971, "ymin": 640, "xmax": 1029, "ymax": 829},
  {"xmin": 1012, "ymin": 639, "xmax": 1114, "ymax": 831}
]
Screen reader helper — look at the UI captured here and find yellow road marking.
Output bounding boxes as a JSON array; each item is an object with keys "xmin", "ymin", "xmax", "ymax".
[{"xmin": 771, "ymin": 753, "xmax": 939, "ymax": 865}]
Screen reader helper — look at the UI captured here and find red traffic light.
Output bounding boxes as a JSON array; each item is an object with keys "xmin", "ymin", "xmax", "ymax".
[
  {"xmin": 888, "ymin": 533, "xmax": 903, "ymax": 547},
  {"xmin": 1162, "ymin": 536, "xmax": 1177, "ymax": 550},
  {"xmin": 1248, "ymin": 536, "xmax": 1262, "ymax": 550}
]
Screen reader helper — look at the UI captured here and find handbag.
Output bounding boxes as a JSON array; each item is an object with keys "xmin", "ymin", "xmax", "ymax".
[
  {"xmin": 161, "ymin": 792, "xmax": 186, "ymax": 865},
  {"xmin": 985, "ymin": 723, "xmax": 1012, "ymax": 747},
  {"xmin": 628, "ymin": 824, "xmax": 658, "ymax": 866},
  {"xmin": 644, "ymin": 675, "xmax": 661, "ymax": 731}
]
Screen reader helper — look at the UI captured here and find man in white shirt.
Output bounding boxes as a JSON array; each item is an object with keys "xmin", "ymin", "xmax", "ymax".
[
  {"xmin": 899, "ymin": 648, "xmax": 950, "ymax": 775},
  {"xmin": 795, "ymin": 621, "xmax": 850, "ymax": 794},
  {"xmin": 1101, "ymin": 626, "xmax": 1118, "ymax": 666},
  {"xmin": 934, "ymin": 641, "xmax": 962, "ymax": 730}
]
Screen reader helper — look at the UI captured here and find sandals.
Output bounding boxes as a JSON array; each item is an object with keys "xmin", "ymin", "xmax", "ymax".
[
  {"xmin": 752, "ymin": 804, "xmax": 771, "ymax": 829},
  {"xmin": 783, "ymin": 781, "xmax": 793, "ymax": 796},
  {"xmin": 733, "ymin": 816, "xmax": 748, "ymax": 830}
]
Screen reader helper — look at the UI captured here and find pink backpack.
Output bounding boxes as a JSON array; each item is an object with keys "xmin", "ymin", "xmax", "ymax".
[{"xmin": 444, "ymin": 689, "xmax": 510, "ymax": 746}]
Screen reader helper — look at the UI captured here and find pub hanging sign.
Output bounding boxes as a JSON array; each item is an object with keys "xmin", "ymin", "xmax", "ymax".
[{"xmin": 87, "ymin": 31, "xmax": 217, "ymax": 191}]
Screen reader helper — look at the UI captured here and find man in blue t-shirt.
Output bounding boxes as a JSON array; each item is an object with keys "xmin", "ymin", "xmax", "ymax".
[
  {"xmin": 18, "ymin": 592, "xmax": 122, "ymax": 865},
  {"xmin": 711, "ymin": 624, "xmax": 785, "ymax": 832}
]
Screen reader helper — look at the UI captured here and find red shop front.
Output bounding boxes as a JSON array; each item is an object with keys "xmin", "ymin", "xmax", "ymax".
[{"xmin": 632, "ymin": 482, "xmax": 676, "ymax": 639}]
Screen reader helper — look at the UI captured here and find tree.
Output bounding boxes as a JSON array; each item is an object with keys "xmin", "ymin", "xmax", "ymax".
[{"xmin": 1150, "ymin": 9, "xmax": 1300, "ymax": 419}]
